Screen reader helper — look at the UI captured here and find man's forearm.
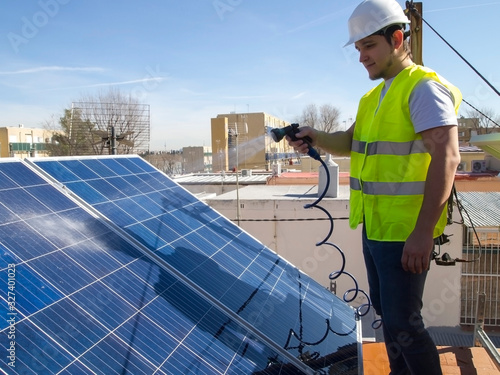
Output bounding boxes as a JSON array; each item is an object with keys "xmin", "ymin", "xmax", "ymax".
[
  {"xmin": 316, "ymin": 130, "xmax": 353, "ymax": 156},
  {"xmin": 416, "ymin": 162, "xmax": 456, "ymax": 235},
  {"xmin": 413, "ymin": 143, "xmax": 460, "ymax": 237}
]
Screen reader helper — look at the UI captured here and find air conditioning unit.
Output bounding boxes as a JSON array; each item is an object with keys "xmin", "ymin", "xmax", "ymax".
[
  {"xmin": 457, "ymin": 162, "xmax": 466, "ymax": 172},
  {"xmin": 241, "ymin": 169, "xmax": 252, "ymax": 177},
  {"xmin": 471, "ymin": 160, "xmax": 487, "ymax": 173}
]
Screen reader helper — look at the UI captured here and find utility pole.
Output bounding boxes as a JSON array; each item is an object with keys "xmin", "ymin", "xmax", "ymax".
[
  {"xmin": 229, "ymin": 127, "xmax": 241, "ymax": 226},
  {"xmin": 406, "ymin": 2, "xmax": 423, "ymax": 65}
]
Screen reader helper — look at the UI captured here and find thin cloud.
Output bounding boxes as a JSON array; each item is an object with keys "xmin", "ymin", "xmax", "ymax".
[
  {"xmin": 76, "ymin": 77, "xmax": 168, "ymax": 89},
  {"xmin": 220, "ymin": 95, "xmax": 269, "ymax": 100},
  {"xmin": 426, "ymin": 2, "xmax": 500, "ymax": 12},
  {"xmin": 291, "ymin": 92, "xmax": 307, "ymax": 100},
  {"xmin": 180, "ymin": 88, "xmax": 207, "ymax": 96},
  {"xmin": 0, "ymin": 66, "xmax": 105, "ymax": 75},
  {"xmin": 284, "ymin": 6, "xmax": 352, "ymax": 34},
  {"xmin": 44, "ymin": 76, "xmax": 169, "ymax": 91}
]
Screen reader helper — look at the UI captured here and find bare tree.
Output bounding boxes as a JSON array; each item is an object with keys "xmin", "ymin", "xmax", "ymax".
[
  {"xmin": 143, "ymin": 151, "xmax": 182, "ymax": 176},
  {"xmin": 72, "ymin": 87, "xmax": 151, "ymax": 155},
  {"xmin": 297, "ymin": 103, "xmax": 341, "ymax": 132},
  {"xmin": 318, "ymin": 104, "xmax": 341, "ymax": 133},
  {"xmin": 465, "ymin": 107, "xmax": 499, "ymax": 133},
  {"xmin": 298, "ymin": 104, "xmax": 319, "ymax": 128}
]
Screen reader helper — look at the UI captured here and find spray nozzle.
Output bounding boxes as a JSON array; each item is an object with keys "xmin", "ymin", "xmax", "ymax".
[
  {"xmin": 269, "ymin": 123, "xmax": 321, "ymax": 161},
  {"xmin": 270, "ymin": 123, "xmax": 306, "ymax": 142}
]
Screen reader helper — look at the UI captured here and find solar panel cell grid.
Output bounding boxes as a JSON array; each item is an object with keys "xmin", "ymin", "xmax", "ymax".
[
  {"xmin": 41, "ymin": 156, "xmax": 359, "ymax": 363},
  {"xmin": 0, "ymin": 156, "xmax": 360, "ymax": 374},
  {"xmin": 64, "ymin": 181, "xmax": 108, "ymax": 204}
]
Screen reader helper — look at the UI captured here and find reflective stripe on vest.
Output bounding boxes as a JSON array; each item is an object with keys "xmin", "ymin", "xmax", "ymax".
[
  {"xmin": 350, "ymin": 178, "xmax": 425, "ymax": 195},
  {"xmin": 352, "ymin": 139, "xmax": 427, "ymax": 156},
  {"xmin": 350, "ymin": 138, "xmax": 428, "ymax": 195},
  {"xmin": 367, "ymin": 139, "xmax": 427, "ymax": 155}
]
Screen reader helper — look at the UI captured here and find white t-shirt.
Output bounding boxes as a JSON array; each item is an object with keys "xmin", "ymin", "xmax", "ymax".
[{"xmin": 381, "ymin": 77, "xmax": 458, "ymax": 133}]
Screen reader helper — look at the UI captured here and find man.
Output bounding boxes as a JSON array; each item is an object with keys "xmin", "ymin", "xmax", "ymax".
[{"xmin": 288, "ymin": 0, "xmax": 461, "ymax": 373}]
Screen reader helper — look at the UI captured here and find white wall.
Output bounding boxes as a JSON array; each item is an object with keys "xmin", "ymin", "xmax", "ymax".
[
  {"xmin": 206, "ymin": 188, "xmax": 463, "ymax": 329},
  {"xmin": 421, "ymin": 211, "xmax": 463, "ymax": 328}
]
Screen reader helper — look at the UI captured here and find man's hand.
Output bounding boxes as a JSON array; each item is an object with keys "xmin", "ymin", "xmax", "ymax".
[
  {"xmin": 285, "ymin": 126, "xmax": 317, "ymax": 155},
  {"xmin": 401, "ymin": 231, "xmax": 434, "ymax": 274},
  {"xmin": 284, "ymin": 124, "xmax": 355, "ymax": 156}
]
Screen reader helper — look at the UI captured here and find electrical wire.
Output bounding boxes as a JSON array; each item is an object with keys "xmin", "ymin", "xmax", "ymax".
[
  {"xmin": 235, "ymin": 217, "xmax": 349, "ymax": 222},
  {"xmin": 461, "ymin": 98, "xmax": 500, "ymax": 128},
  {"xmin": 407, "ymin": 2, "xmax": 500, "ymax": 98}
]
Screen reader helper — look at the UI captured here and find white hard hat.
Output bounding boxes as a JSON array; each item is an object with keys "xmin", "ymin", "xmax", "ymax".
[{"xmin": 344, "ymin": 0, "xmax": 410, "ymax": 46}]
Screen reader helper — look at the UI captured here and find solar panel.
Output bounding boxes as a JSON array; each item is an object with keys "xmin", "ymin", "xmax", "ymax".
[{"xmin": 0, "ymin": 156, "xmax": 360, "ymax": 374}]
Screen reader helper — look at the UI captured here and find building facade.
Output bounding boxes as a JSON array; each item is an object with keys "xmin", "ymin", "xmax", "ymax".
[
  {"xmin": 0, "ymin": 125, "xmax": 56, "ymax": 158},
  {"xmin": 182, "ymin": 146, "xmax": 206, "ymax": 174},
  {"xmin": 211, "ymin": 112, "xmax": 296, "ymax": 172},
  {"xmin": 458, "ymin": 117, "xmax": 500, "ymax": 146}
]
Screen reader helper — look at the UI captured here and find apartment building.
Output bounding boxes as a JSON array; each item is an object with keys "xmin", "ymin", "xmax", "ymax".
[
  {"xmin": 0, "ymin": 125, "xmax": 56, "ymax": 158},
  {"xmin": 211, "ymin": 112, "xmax": 295, "ymax": 172}
]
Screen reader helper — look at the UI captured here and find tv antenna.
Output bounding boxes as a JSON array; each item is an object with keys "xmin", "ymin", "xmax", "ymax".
[{"xmin": 92, "ymin": 126, "xmax": 134, "ymax": 155}]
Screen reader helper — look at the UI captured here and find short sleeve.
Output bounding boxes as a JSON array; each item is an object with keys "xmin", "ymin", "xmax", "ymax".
[{"xmin": 409, "ymin": 79, "xmax": 458, "ymax": 133}]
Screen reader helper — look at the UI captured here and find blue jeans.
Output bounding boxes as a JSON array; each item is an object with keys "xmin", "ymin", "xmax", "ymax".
[{"xmin": 362, "ymin": 226, "xmax": 442, "ymax": 375}]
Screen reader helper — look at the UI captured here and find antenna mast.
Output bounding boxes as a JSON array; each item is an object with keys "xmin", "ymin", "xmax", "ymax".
[{"xmin": 407, "ymin": 1, "xmax": 423, "ymax": 65}]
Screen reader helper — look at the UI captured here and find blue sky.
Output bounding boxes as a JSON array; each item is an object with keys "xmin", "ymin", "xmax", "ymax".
[{"xmin": 1, "ymin": 0, "xmax": 500, "ymax": 151}]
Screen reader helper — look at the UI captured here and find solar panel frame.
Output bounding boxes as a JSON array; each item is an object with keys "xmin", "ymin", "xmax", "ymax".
[
  {"xmin": 0, "ymin": 158, "xmax": 323, "ymax": 375},
  {"xmin": 29, "ymin": 155, "xmax": 361, "ymax": 373}
]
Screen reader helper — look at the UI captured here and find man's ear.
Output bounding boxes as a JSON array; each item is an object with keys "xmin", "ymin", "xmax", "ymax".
[{"xmin": 392, "ymin": 29, "xmax": 404, "ymax": 49}]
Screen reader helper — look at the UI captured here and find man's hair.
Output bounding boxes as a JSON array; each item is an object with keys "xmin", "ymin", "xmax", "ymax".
[
  {"xmin": 382, "ymin": 24, "xmax": 404, "ymax": 43},
  {"xmin": 376, "ymin": 24, "xmax": 412, "ymax": 57}
]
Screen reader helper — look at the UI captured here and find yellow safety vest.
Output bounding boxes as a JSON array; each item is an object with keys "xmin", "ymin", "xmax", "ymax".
[{"xmin": 350, "ymin": 64, "xmax": 462, "ymax": 241}]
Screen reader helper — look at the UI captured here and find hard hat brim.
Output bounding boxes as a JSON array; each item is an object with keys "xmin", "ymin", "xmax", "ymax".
[{"xmin": 344, "ymin": 20, "xmax": 410, "ymax": 47}]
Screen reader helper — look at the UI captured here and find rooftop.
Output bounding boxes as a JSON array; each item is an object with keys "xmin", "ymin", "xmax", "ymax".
[
  {"xmin": 3, "ymin": 153, "xmax": 500, "ymax": 374},
  {"xmin": 199, "ymin": 173, "xmax": 500, "ymax": 374},
  {"xmin": 364, "ymin": 343, "xmax": 500, "ymax": 374}
]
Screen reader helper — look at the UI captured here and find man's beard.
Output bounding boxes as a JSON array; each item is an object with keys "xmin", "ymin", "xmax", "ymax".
[{"xmin": 369, "ymin": 57, "xmax": 395, "ymax": 81}]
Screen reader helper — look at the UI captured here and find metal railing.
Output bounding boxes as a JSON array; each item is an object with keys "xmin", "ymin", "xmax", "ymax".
[
  {"xmin": 473, "ymin": 292, "xmax": 500, "ymax": 370},
  {"xmin": 461, "ymin": 228, "xmax": 500, "ymax": 326}
]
